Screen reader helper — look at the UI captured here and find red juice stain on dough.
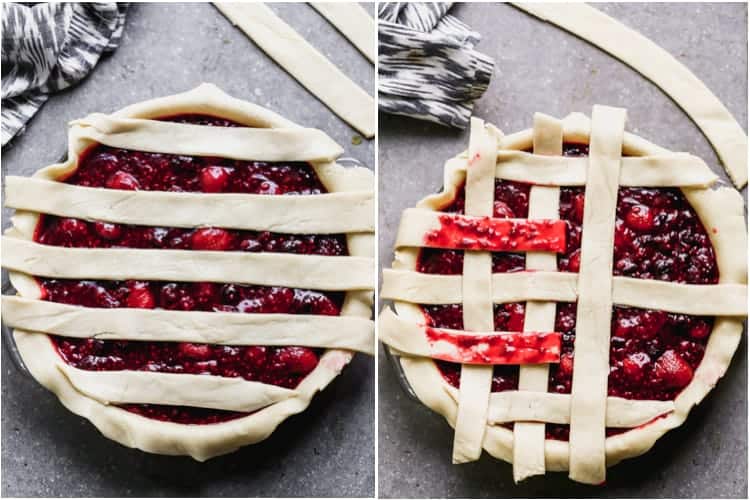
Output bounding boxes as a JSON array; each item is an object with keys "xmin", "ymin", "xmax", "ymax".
[
  {"xmin": 423, "ymin": 215, "xmax": 566, "ymax": 252},
  {"xmin": 419, "ymin": 143, "xmax": 719, "ymax": 440},
  {"xmin": 425, "ymin": 327, "xmax": 561, "ymax": 365}
]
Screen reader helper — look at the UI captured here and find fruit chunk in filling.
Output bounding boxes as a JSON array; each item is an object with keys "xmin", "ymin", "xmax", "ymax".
[
  {"xmin": 419, "ymin": 143, "xmax": 718, "ymax": 440},
  {"xmin": 32, "ymin": 114, "xmax": 347, "ymax": 424}
]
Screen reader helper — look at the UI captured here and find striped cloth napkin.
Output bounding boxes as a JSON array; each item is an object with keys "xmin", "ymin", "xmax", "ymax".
[
  {"xmin": 1, "ymin": 3, "xmax": 128, "ymax": 146},
  {"xmin": 378, "ymin": 2, "xmax": 495, "ymax": 129}
]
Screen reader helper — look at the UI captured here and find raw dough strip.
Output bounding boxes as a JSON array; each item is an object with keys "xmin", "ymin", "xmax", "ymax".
[
  {"xmin": 512, "ymin": 2, "xmax": 748, "ymax": 189},
  {"xmin": 568, "ymin": 105, "xmax": 627, "ymax": 484},
  {"xmin": 310, "ymin": 2, "xmax": 376, "ymax": 63},
  {"xmin": 3, "ymin": 237, "xmax": 374, "ymax": 291},
  {"xmin": 444, "ymin": 386, "xmax": 675, "ymax": 429},
  {"xmin": 445, "ymin": 151, "xmax": 717, "ymax": 187},
  {"xmin": 214, "ymin": 2, "xmax": 375, "ymax": 138},
  {"xmin": 3, "ymin": 296, "xmax": 375, "ymax": 354},
  {"xmin": 380, "ymin": 269, "xmax": 747, "ymax": 316},
  {"xmin": 395, "ymin": 208, "xmax": 566, "ymax": 252},
  {"xmin": 379, "ymin": 308, "xmax": 560, "ymax": 365},
  {"xmin": 73, "ymin": 114, "xmax": 344, "ymax": 162},
  {"xmin": 452, "ymin": 118, "xmax": 498, "ymax": 463},
  {"xmin": 513, "ymin": 113, "xmax": 564, "ymax": 482},
  {"xmin": 58, "ymin": 363, "xmax": 296, "ymax": 412},
  {"xmin": 5, "ymin": 177, "xmax": 374, "ymax": 234}
]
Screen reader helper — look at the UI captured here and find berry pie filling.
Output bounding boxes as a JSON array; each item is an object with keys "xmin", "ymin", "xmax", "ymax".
[
  {"xmin": 418, "ymin": 143, "xmax": 718, "ymax": 440},
  {"xmin": 30, "ymin": 114, "xmax": 348, "ymax": 424}
]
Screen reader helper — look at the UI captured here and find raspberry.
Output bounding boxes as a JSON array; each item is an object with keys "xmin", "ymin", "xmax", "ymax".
[
  {"xmin": 200, "ymin": 166, "xmax": 231, "ymax": 193},
  {"xmin": 105, "ymin": 171, "xmax": 140, "ymax": 190},
  {"xmin": 126, "ymin": 282, "xmax": 155, "ymax": 309},
  {"xmin": 624, "ymin": 204, "xmax": 655, "ymax": 231},
  {"xmin": 191, "ymin": 228, "xmax": 232, "ymax": 250},
  {"xmin": 654, "ymin": 350, "xmax": 693, "ymax": 389},
  {"xmin": 94, "ymin": 221, "xmax": 122, "ymax": 240}
]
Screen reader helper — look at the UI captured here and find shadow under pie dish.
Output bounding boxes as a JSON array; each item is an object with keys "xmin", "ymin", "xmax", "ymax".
[
  {"xmin": 2, "ymin": 84, "xmax": 375, "ymax": 460},
  {"xmin": 378, "ymin": 106, "xmax": 747, "ymax": 484}
]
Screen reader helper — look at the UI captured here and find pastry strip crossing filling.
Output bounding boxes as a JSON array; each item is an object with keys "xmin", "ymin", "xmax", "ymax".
[
  {"xmin": 567, "ymin": 105, "xmax": 627, "ymax": 484},
  {"xmin": 444, "ymin": 386, "xmax": 675, "ymax": 428},
  {"xmin": 58, "ymin": 363, "xmax": 297, "ymax": 412},
  {"xmin": 513, "ymin": 113, "xmax": 564, "ymax": 482},
  {"xmin": 73, "ymin": 114, "xmax": 344, "ymax": 162},
  {"xmin": 444, "ymin": 151, "xmax": 718, "ymax": 187},
  {"xmin": 380, "ymin": 270, "xmax": 747, "ymax": 317},
  {"xmin": 5, "ymin": 177, "xmax": 374, "ymax": 234},
  {"xmin": 451, "ymin": 117, "xmax": 498, "ymax": 463},
  {"xmin": 378, "ymin": 105, "xmax": 747, "ymax": 483},
  {"xmin": 214, "ymin": 2, "xmax": 375, "ymax": 138},
  {"xmin": 3, "ymin": 237, "xmax": 373, "ymax": 291},
  {"xmin": 379, "ymin": 309, "xmax": 560, "ymax": 365},
  {"xmin": 3, "ymin": 296, "xmax": 375, "ymax": 354}
]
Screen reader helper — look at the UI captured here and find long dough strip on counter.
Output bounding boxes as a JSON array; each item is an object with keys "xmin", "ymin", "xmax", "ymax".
[{"xmin": 214, "ymin": 2, "xmax": 375, "ymax": 138}]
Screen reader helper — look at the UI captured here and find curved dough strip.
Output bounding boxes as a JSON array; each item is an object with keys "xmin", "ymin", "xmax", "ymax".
[
  {"xmin": 512, "ymin": 2, "xmax": 748, "ymax": 188},
  {"xmin": 72, "ymin": 114, "xmax": 343, "ymax": 162},
  {"xmin": 214, "ymin": 2, "xmax": 375, "ymax": 138},
  {"xmin": 5, "ymin": 177, "xmax": 374, "ymax": 234},
  {"xmin": 310, "ymin": 2, "xmax": 376, "ymax": 63},
  {"xmin": 58, "ymin": 363, "xmax": 296, "ymax": 412},
  {"xmin": 444, "ymin": 386, "xmax": 675, "ymax": 428},
  {"xmin": 445, "ymin": 152, "xmax": 718, "ymax": 187},
  {"xmin": 3, "ymin": 296, "xmax": 375, "ymax": 354},
  {"xmin": 3, "ymin": 237, "xmax": 374, "ymax": 291}
]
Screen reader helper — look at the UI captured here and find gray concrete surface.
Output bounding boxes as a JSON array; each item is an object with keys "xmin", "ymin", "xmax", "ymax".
[
  {"xmin": 1, "ymin": 3, "xmax": 374, "ymax": 497},
  {"xmin": 378, "ymin": 3, "xmax": 747, "ymax": 498}
]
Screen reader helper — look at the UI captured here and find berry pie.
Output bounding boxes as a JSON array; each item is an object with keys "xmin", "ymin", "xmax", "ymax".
[
  {"xmin": 2, "ymin": 84, "xmax": 375, "ymax": 459},
  {"xmin": 379, "ymin": 106, "xmax": 746, "ymax": 484}
]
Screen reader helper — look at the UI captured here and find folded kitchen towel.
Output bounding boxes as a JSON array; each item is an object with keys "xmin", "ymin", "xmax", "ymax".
[
  {"xmin": 378, "ymin": 2, "xmax": 494, "ymax": 129},
  {"xmin": 1, "ymin": 2, "xmax": 128, "ymax": 146}
]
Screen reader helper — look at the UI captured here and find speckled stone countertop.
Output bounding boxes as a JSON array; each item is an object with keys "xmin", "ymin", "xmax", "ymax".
[
  {"xmin": 378, "ymin": 3, "xmax": 747, "ymax": 498},
  {"xmin": 1, "ymin": 3, "xmax": 374, "ymax": 497}
]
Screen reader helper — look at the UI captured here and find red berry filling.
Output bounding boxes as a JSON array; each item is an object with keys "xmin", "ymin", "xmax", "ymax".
[
  {"xmin": 418, "ymin": 143, "xmax": 718, "ymax": 440},
  {"xmin": 30, "ymin": 114, "xmax": 347, "ymax": 425}
]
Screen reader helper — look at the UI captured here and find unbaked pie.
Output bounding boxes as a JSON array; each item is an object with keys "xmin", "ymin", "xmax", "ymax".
[
  {"xmin": 2, "ymin": 84, "xmax": 375, "ymax": 459},
  {"xmin": 379, "ymin": 106, "xmax": 747, "ymax": 484}
]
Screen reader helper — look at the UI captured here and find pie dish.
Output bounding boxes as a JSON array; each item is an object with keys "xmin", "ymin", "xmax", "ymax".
[
  {"xmin": 379, "ymin": 106, "xmax": 747, "ymax": 484},
  {"xmin": 2, "ymin": 84, "xmax": 375, "ymax": 460}
]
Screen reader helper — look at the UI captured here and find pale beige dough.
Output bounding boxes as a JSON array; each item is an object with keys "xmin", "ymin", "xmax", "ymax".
[
  {"xmin": 310, "ymin": 2, "xmax": 376, "ymax": 63},
  {"xmin": 59, "ymin": 363, "xmax": 297, "ymax": 412},
  {"xmin": 73, "ymin": 113, "xmax": 344, "ymax": 161},
  {"xmin": 451, "ymin": 118, "xmax": 498, "ymax": 463},
  {"xmin": 378, "ymin": 106, "xmax": 746, "ymax": 484},
  {"xmin": 3, "ymin": 236, "xmax": 373, "ymax": 291},
  {"xmin": 3, "ymin": 296, "xmax": 374, "ymax": 354},
  {"xmin": 3, "ymin": 84, "xmax": 375, "ymax": 460},
  {"xmin": 5, "ymin": 176, "xmax": 373, "ymax": 234},
  {"xmin": 513, "ymin": 112, "xmax": 564, "ymax": 482},
  {"xmin": 214, "ymin": 2, "xmax": 375, "ymax": 138},
  {"xmin": 512, "ymin": 2, "xmax": 748, "ymax": 189}
]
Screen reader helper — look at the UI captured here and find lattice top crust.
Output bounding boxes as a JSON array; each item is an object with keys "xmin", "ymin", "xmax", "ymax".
[{"xmin": 379, "ymin": 106, "xmax": 746, "ymax": 484}]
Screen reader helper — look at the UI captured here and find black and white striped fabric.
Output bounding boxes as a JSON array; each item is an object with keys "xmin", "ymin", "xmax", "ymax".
[
  {"xmin": 1, "ymin": 3, "xmax": 128, "ymax": 146},
  {"xmin": 378, "ymin": 2, "xmax": 494, "ymax": 129}
]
